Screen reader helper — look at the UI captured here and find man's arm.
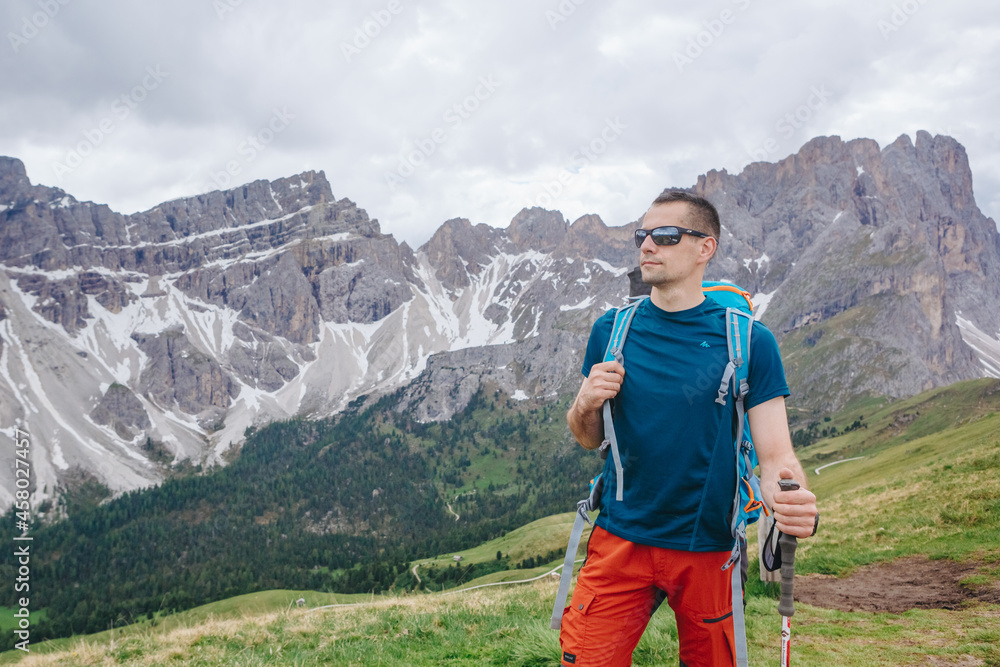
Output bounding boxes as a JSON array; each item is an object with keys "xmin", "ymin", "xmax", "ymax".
[
  {"xmin": 748, "ymin": 395, "xmax": 818, "ymax": 539},
  {"xmin": 566, "ymin": 360, "xmax": 625, "ymax": 450}
]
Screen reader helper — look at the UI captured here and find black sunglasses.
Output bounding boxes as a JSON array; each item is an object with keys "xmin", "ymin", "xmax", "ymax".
[{"xmin": 635, "ymin": 226, "xmax": 711, "ymax": 248}]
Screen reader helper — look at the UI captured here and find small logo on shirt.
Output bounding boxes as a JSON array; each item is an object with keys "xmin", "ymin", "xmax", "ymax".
[{"xmin": 699, "ymin": 341, "xmax": 710, "ymax": 348}]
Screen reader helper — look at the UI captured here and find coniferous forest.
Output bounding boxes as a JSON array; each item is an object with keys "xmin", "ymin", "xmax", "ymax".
[{"xmin": 0, "ymin": 388, "xmax": 598, "ymax": 647}]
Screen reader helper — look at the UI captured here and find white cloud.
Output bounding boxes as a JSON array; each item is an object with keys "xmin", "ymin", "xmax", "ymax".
[{"xmin": 0, "ymin": 0, "xmax": 997, "ymax": 248}]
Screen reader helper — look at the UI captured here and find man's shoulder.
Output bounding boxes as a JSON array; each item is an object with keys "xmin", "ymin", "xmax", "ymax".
[
  {"xmin": 594, "ymin": 305, "xmax": 619, "ymax": 326},
  {"xmin": 587, "ymin": 305, "xmax": 619, "ymax": 345},
  {"xmin": 750, "ymin": 319, "xmax": 780, "ymax": 346}
]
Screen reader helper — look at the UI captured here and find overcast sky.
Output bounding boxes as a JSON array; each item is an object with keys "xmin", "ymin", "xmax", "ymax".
[{"xmin": 2, "ymin": 0, "xmax": 997, "ymax": 248}]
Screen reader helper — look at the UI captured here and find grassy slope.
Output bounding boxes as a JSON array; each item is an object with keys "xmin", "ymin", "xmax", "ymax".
[
  {"xmin": 414, "ymin": 513, "xmax": 589, "ymax": 570},
  {"xmin": 4, "ymin": 579, "xmax": 996, "ymax": 666},
  {"xmin": 794, "ymin": 378, "xmax": 1000, "ymax": 576},
  {"xmin": 6, "ymin": 378, "xmax": 999, "ymax": 666},
  {"xmin": 414, "ymin": 511, "xmax": 597, "ymax": 590}
]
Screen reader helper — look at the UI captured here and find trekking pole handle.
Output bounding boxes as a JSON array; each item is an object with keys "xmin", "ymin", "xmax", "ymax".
[{"xmin": 776, "ymin": 478, "xmax": 800, "ymax": 618}]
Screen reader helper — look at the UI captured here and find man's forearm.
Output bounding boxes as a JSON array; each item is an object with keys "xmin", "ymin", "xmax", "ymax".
[
  {"xmin": 748, "ymin": 396, "xmax": 812, "ymax": 506},
  {"xmin": 568, "ymin": 360, "xmax": 624, "ymax": 450},
  {"xmin": 567, "ymin": 397, "xmax": 604, "ymax": 450}
]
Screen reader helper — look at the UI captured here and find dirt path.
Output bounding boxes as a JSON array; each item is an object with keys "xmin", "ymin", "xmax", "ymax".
[
  {"xmin": 795, "ymin": 556, "xmax": 1000, "ymax": 613},
  {"xmin": 446, "ymin": 502, "xmax": 460, "ymax": 522},
  {"xmin": 411, "ymin": 563, "xmax": 421, "ymax": 585}
]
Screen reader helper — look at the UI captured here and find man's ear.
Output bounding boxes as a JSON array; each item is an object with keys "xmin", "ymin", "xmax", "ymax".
[{"xmin": 699, "ymin": 236, "xmax": 718, "ymax": 264}]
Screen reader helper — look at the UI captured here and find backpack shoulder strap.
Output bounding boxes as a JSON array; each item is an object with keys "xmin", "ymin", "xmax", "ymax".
[
  {"xmin": 603, "ymin": 297, "xmax": 645, "ymax": 363},
  {"xmin": 600, "ymin": 297, "xmax": 644, "ymax": 502},
  {"xmin": 719, "ymin": 307, "xmax": 755, "ymax": 667},
  {"xmin": 715, "ymin": 307, "xmax": 754, "ymax": 405}
]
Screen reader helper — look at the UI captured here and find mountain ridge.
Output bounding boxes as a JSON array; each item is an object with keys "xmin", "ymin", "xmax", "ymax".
[{"xmin": 1, "ymin": 131, "xmax": 998, "ymax": 512}]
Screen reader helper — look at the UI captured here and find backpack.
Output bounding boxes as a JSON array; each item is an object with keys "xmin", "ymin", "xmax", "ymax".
[{"xmin": 549, "ymin": 280, "xmax": 767, "ymax": 667}]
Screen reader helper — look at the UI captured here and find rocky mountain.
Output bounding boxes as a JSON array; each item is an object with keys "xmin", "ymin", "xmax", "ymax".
[
  {"xmin": 696, "ymin": 131, "xmax": 1000, "ymax": 407},
  {"xmin": 1, "ymin": 130, "xmax": 998, "ymax": 514}
]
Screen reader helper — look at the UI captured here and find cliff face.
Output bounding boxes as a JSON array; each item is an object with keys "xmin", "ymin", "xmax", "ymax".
[
  {"xmin": 0, "ymin": 159, "xmax": 424, "ymax": 512},
  {"xmin": 694, "ymin": 131, "xmax": 1000, "ymax": 407},
  {"xmin": 1, "ymin": 130, "xmax": 997, "ymax": 512}
]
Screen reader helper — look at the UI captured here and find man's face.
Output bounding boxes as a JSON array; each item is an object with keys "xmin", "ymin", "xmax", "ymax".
[{"xmin": 637, "ymin": 202, "xmax": 714, "ymax": 286}]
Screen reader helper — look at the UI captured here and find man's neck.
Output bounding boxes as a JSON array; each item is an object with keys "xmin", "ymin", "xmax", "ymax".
[{"xmin": 649, "ymin": 277, "xmax": 705, "ymax": 312}]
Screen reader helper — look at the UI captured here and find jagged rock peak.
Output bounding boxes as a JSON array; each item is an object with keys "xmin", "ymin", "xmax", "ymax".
[
  {"xmin": 0, "ymin": 156, "xmax": 68, "ymax": 203},
  {"xmin": 568, "ymin": 213, "xmax": 608, "ymax": 233},
  {"xmin": 138, "ymin": 169, "xmax": 339, "ymax": 241},
  {"xmin": 556, "ymin": 213, "xmax": 634, "ymax": 266},
  {"xmin": 507, "ymin": 207, "xmax": 568, "ymax": 253},
  {"xmin": 0, "ymin": 157, "xmax": 30, "ymax": 194},
  {"xmin": 420, "ymin": 217, "xmax": 507, "ymax": 290}
]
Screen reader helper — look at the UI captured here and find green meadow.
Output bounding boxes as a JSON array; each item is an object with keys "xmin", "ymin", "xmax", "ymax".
[{"xmin": 4, "ymin": 379, "xmax": 998, "ymax": 666}]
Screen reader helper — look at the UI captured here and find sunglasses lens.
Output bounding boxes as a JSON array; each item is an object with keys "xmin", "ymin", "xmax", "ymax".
[
  {"xmin": 636, "ymin": 227, "xmax": 682, "ymax": 247},
  {"xmin": 651, "ymin": 227, "xmax": 681, "ymax": 245}
]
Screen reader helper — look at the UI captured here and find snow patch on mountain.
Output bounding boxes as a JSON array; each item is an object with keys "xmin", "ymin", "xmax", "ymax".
[
  {"xmin": 561, "ymin": 296, "xmax": 596, "ymax": 311},
  {"xmin": 752, "ymin": 291, "xmax": 776, "ymax": 321},
  {"xmin": 956, "ymin": 314, "xmax": 1000, "ymax": 378}
]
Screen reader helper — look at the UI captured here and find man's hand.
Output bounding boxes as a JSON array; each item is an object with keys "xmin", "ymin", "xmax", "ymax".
[
  {"xmin": 576, "ymin": 361, "xmax": 625, "ymax": 412},
  {"xmin": 566, "ymin": 361, "xmax": 625, "ymax": 450},
  {"xmin": 771, "ymin": 468, "xmax": 818, "ymax": 539}
]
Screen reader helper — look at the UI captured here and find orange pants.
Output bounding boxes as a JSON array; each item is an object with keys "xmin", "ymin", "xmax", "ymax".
[{"xmin": 559, "ymin": 526, "xmax": 736, "ymax": 667}]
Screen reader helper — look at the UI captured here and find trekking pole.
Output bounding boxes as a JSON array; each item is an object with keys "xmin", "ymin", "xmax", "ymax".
[{"xmin": 777, "ymin": 479, "xmax": 799, "ymax": 667}]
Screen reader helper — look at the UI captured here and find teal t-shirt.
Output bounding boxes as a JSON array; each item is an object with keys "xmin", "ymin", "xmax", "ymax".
[{"xmin": 582, "ymin": 297, "xmax": 789, "ymax": 551}]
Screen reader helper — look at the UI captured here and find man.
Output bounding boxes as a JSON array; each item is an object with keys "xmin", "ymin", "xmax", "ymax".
[{"xmin": 561, "ymin": 191, "xmax": 818, "ymax": 666}]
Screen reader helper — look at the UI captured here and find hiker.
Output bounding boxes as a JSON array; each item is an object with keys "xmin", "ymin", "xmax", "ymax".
[{"xmin": 560, "ymin": 191, "xmax": 818, "ymax": 667}]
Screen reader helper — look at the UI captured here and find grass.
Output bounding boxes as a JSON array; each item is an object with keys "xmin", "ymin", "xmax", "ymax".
[
  {"xmin": 5, "ymin": 378, "xmax": 1000, "ymax": 665},
  {"xmin": 806, "ymin": 414, "xmax": 1000, "ymax": 572},
  {"xmin": 410, "ymin": 511, "xmax": 593, "ymax": 594},
  {"xmin": 0, "ymin": 591, "xmax": 372, "ymax": 662},
  {"xmin": 413, "ymin": 513, "xmax": 592, "ymax": 573},
  {"xmin": 0, "ymin": 610, "xmax": 47, "ymax": 635},
  {"xmin": 5, "ymin": 580, "xmax": 998, "ymax": 666},
  {"xmin": 793, "ymin": 380, "xmax": 1000, "ymax": 576}
]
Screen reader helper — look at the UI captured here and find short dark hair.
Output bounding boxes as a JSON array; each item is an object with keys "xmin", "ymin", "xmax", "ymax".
[{"xmin": 650, "ymin": 191, "xmax": 720, "ymax": 241}]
